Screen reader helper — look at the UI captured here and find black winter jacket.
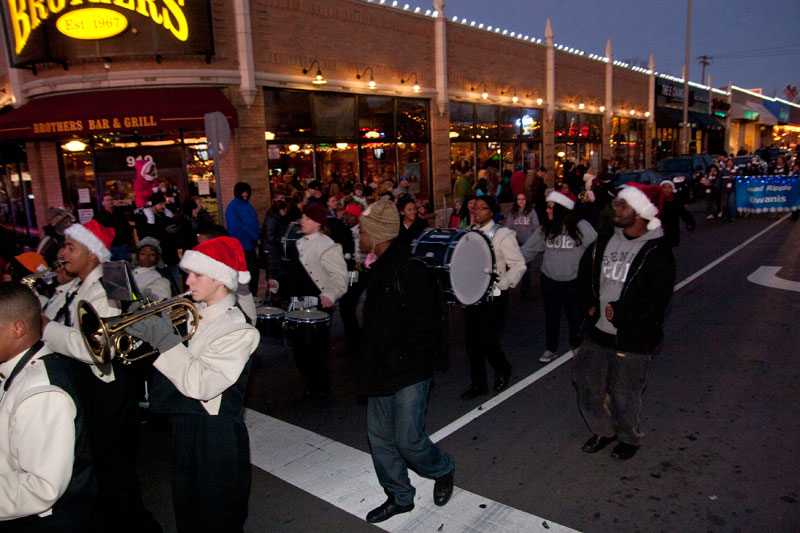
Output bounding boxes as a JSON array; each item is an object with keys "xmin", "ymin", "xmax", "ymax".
[
  {"xmin": 578, "ymin": 230, "xmax": 676, "ymax": 353},
  {"xmin": 357, "ymin": 242, "xmax": 439, "ymax": 396}
]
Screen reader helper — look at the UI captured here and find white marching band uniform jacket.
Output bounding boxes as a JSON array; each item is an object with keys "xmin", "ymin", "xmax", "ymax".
[
  {"xmin": 132, "ymin": 265, "xmax": 172, "ymax": 302},
  {"xmin": 0, "ymin": 344, "xmax": 76, "ymax": 520},
  {"xmin": 476, "ymin": 220, "xmax": 527, "ymax": 292},
  {"xmin": 42, "ymin": 265, "xmax": 121, "ymax": 382},
  {"xmin": 153, "ymin": 293, "xmax": 260, "ymax": 416},
  {"xmin": 296, "ymin": 231, "xmax": 349, "ymax": 303},
  {"xmin": 42, "ymin": 278, "xmax": 80, "ymax": 321}
]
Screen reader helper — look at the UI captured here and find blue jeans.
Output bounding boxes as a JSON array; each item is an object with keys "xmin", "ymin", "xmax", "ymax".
[{"xmin": 367, "ymin": 379, "xmax": 454, "ymax": 505}]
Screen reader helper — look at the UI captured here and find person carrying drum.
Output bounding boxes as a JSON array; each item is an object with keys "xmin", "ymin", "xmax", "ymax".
[
  {"xmin": 461, "ymin": 196, "xmax": 527, "ymax": 400},
  {"xmin": 286, "ymin": 204, "xmax": 348, "ymax": 400},
  {"xmin": 125, "ymin": 236, "xmax": 260, "ymax": 532},
  {"xmin": 356, "ymin": 200, "xmax": 455, "ymax": 523}
]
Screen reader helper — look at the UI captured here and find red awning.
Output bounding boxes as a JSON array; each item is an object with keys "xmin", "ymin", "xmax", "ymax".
[{"xmin": 0, "ymin": 87, "xmax": 238, "ymax": 140}]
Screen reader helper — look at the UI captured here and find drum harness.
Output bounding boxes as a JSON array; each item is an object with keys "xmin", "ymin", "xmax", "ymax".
[{"xmin": 477, "ymin": 223, "xmax": 502, "ymax": 300}]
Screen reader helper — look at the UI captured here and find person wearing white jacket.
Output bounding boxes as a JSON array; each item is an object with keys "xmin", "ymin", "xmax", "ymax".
[
  {"xmin": 286, "ymin": 204, "xmax": 348, "ymax": 399},
  {"xmin": 461, "ymin": 196, "xmax": 527, "ymax": 400}
]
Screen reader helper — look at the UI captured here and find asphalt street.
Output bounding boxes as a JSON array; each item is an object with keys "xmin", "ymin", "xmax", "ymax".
[{"xmin": 139, "ymin": 202, "xmax": 800, "ymax": 532}]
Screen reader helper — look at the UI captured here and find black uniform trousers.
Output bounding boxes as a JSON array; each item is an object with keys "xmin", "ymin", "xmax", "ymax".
[
  {"xmin": 171, "ymin": 414, "xmax": 251, "ymax": 533},
  {"xmin": 463, "ymin": 290, "xmax": 512, "ymax": 388}
]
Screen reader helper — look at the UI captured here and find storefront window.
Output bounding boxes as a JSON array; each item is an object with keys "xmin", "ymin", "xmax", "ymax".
[
  {"xmin": 316, "ymin": 143, "xmax": 359, "ymax": 183},
  {"xmin": 450, "ymin": 142, "xmax": 475, "ymax": 184},
  {"xmin": 264, "ymin": 89, "xmax": 431, "ymax": 197},
  {"xmin": 398, "ymin": 142, "xmax": 429, "ymax": 198},
  {"xmin": 264, "ymin": 90, "xmax": 312, "ymax": 139},
  {"xmin": 397, "ymin": 99, "xmax": 428, "ymax": 140},
  {"xmin": 449, "ymin": 103, "xmax": 474, "ymax": 140},
  {"xmin": 475, "ymin": 105, "xmax": 499, "ymax": 140},
  {"xmin": 360, "ymin": 142, "xmax": 397, "ymax": 184},
  {"xmin": 0, "ymin": 161, "xmax": 36, "ymax": 240},
  {"xmin": 313, "ymin": 94, "xmax": 356, "ymax": 139}
]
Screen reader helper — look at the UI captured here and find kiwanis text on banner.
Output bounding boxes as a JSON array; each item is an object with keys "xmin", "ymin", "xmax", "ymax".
[{"xmin": 735, "ymin": 176, "xmax": 800, "ymax": 213}]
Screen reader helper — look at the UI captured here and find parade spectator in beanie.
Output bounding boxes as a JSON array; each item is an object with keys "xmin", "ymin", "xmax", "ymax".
[
  {"xmin": 357, "ymin": 200, "xmax": 455, "ymax": 523},
  {"xmin": 306, "ymin": 180, "xmax": 324, "ymax": 205},
  {"xmin": 225, "ymin": 182, "xmax": 260, "ymax": 295},
  {"xmin": 137, "ymin": 191, "xmax": 182, "ymax": 292}
]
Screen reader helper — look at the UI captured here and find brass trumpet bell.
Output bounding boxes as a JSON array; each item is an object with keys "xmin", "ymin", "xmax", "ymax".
[{"xmin": 78, "ymin": 295, "xmax": 199, "ymax": 365}]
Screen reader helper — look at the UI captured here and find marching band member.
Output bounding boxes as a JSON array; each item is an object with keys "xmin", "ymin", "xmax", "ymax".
[
  {"xmin": 125, "ymin": 237, "xmax": 260, "ymax": 532},
  {"xmin": 42, "ymin": 248, "xmax": 79, "ymax": 321},
  {"xmin": 461, "ymin": 196, "xmax": 527, "ymax": 400},
  {"xmin": 132, "ymin": 237, "xmax": 173, "ymax": 301},
  {"xmin": 40, "ymin": 220, "xmax": 159, "ymax": 532},
  {"xmin": 0, "ymin": 283, "xmax": 94, "ymax": 531},
  {"xmin": 286, "ymin": 204, "xmax": 348, "ymax": 399}
]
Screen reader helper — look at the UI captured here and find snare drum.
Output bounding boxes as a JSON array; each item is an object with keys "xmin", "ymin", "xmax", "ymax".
[
  {"xmin": 281, "ymin": 222, "xmax": 304, "ymax": 261},
  {"xmin": 284, "ymin": 309, "xmax": 331, "ymax": 350},
  {"xmin": 411, "ymin": 228, "xmax": 495, "ymax": 306},
  {"xmin": 256, "ymin": 306, "xmax": 285, "ymax": 339}
]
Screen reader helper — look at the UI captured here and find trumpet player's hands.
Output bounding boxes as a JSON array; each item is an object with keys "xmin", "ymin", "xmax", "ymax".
[{"xmin": 125, "ymin": 313, "xmax": 181, "ymax": 354}]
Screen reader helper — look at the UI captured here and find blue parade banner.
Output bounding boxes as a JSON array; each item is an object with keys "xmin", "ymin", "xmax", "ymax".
[{"xmin": 735, "ymin": 176, "xmax": 800, "ymax": 213}]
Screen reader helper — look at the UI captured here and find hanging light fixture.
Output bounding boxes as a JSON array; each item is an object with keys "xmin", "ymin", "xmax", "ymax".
[
  {"xmin": 357, "ymin": 66, "xmax": 377, "ymax": 89},
  {"xmin": 501, "ymin": 86, "xmax": 519, "ymax": 104},
  {"xmin": 470, "ymin": 81, "xmax": 489, "ymax": 100},
  {"xmin": 62, "ymin": 140, "xmax": 87, "ymax": 152},
  {"xmin": 401, "ymin": 72, "xmax": 421, "ymax": 93},
  {"xmin": 302, "ymin": 59, "xmax": 327, "ymax": 85}
]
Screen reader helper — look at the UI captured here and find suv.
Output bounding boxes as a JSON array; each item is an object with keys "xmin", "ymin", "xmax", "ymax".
[{"xmin": 656, "ymin": 155, "xmax": 709, "ymax": 200}]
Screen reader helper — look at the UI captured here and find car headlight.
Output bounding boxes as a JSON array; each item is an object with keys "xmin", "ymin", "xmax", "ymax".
[{"xmin": 673, "ymin": 176, "xmax": 686, "ymax": 183}]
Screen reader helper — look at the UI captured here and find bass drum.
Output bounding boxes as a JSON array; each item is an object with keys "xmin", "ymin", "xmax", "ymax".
[
  {"xmin": 256, "ymin": 306, "xmax": 286, "ymax": 339},
  {"xmin": 284, "ymin": 309, "xmax": 331, "ymax": 351},
  {"xmin": 281, "ymin": 222, "xmax": 304, "ymax": 261},
  {"xmin": 411, "ymin": 228, "xmax": 495, "ymax": 306}
]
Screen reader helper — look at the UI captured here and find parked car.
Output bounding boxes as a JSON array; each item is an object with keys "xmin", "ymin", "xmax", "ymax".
[
  {"xmin": 656, "ymin": 155, "xmax": 709, "ymax": 200},
  {"xmin": 733, "ymin": 155, "xmax": 767, "ymax": 174},
  {"xmin": 614, "ymin": 169, "xmax": 663, "ymax": 188}
]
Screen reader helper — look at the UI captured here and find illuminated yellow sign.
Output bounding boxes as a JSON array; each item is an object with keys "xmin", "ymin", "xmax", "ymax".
[
  {"xmin": 56, "ymin": 8, "xmax": 128, "ymax": 40},
  {"xmin": 8, "ymin": 0, "xmax": 188, "ymax": 55}
]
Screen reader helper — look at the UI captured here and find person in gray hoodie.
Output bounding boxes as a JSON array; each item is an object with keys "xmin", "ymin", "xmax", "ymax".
[
  {"xmin": 574, "ymin": 182, "xmax": 675, "ymax": 461},
  {"xmin": 521, "ymin": 190, "xmax": 597, "ymax": 363}
]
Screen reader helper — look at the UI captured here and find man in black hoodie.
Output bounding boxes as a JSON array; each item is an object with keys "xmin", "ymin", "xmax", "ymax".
[
  {"xmin": 575, "ymin": 182, "xmax": 675, "ymax": 460},
  {"xmin": 357, "ymin": 200, "xmax": 455, "ymax": 523}
]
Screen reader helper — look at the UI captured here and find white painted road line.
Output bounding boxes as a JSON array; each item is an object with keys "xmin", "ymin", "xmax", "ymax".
[
  {"xmin": 674, "ymin": 214, "xmax": 789, "ymax": 292},
  {"xmin": 430, "ymin": 352, "xmax": 575, "ymax": 444},
  {"xmin": 245, "ymin": 408, "xmax": 578, "ymax": 532},
  {"xmin": 747, "ymin": 266, "xmax": 800, "ymax": 293}
]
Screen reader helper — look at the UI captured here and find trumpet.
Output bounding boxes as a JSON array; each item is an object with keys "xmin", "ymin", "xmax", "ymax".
[
  {"xmin": 78, "ymin": 291, "xmax": 199, "ymax": 365},
  {"xmin": 21, "ymin": 261, "xmax": 64, "ymax": 289}
]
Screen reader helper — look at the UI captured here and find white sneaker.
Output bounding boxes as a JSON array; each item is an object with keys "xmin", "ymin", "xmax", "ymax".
[
  {"xmin": 539, "ymin": 350, "xmax": 557, "ymax": 363},
  {"xmin": 706, "ymin": 214, "xmax": 714, "ymax": 220},
  {"xmin": 562, "ymin": 349, "xmax": 575, "ymax": 358}
]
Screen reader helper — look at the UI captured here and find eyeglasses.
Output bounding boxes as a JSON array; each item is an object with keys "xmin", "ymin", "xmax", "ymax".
[{"xmin": 474, "ymin": 206, "xmax": 491, "ymax": 212}]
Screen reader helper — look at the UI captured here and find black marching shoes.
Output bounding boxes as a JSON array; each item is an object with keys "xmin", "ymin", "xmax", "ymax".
[
  {"xmin": 433, "ymin": 469, "xmax": 455, "ymax": 506},
  {"xmin": 610, "ymin": 441, "xmax": 640, "ymax": 460},
  {"xmin": 581, "ymin": 434, "xmax": 617, "ymax": 454},
  {"xmin": 366, "ymin": 498, "xmax": 414, "ymax": 523}
]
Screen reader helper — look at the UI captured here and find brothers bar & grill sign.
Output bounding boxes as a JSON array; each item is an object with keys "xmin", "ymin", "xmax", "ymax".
[{"xmin": 1, "ymin": 0, "xmax": 214, "ymax": 67}]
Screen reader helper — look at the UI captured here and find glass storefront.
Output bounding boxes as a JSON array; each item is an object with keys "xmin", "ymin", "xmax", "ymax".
[
  {"xmin": 0, "ymin": 142, "xmax": 37, "ymax": 244},
  {"xmin": 265, "ymin": 89, "xmax": 431, "ymax": 199},
  {"xmin": 59, "ymin": 132, "xmax": 221, "ymax": 226},
  {"xmin": 610, "ymin": 117, "xmax": 646, "ymax": 170},
  {"xmin": 554, "ymin": 111, "xmax": 602, "ymax": 176},
  {"xmin": 449, "ymin": 102, "xmax": 543, "ymax": 189}
]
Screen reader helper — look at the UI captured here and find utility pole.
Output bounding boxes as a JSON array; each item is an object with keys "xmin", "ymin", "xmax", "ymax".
[
  {"xmin": 681, "ymin": 0, "xmax": 692, "ymax": 155},
  {"xmin": 697, "ymin": 55, "xmax": 712, "ymax": 86}
]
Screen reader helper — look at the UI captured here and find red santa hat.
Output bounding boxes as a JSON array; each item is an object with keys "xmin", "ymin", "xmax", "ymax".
[
  {"xmin": 179, "ymin": 236, "xmax": 250, "ymax": 291},
  {"xmin": 344, "ymin": 203, "xmax": 363, "ymax": 218},
  {"xmin": 616, "ymin": 182, "xmax": 664, "ymax": 231},
  {"xmin": 65, "ymin": 220, "xmax": 114, "ymax": 262},
  {"xmin": 135, "ymin": 160, "xmax": 158, "ymax": 182},
  {"xmin": 546, "ymin": 190, "xmax": 577, "ymax": 210}
]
